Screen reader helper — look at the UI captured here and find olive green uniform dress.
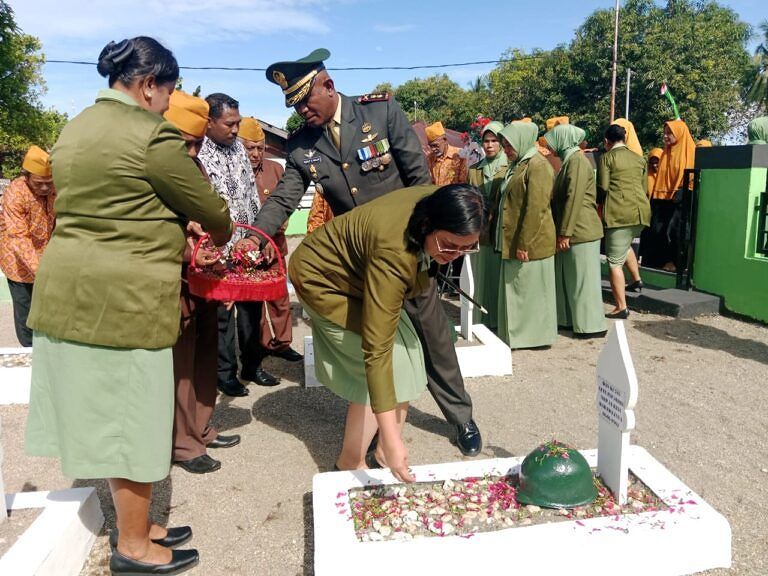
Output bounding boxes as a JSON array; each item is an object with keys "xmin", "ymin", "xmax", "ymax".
[
  {"xmin": 289, "ymin": 186, "xmax": 435, "ymax": 414},
  {"xmin": 496, "ymin": 122, "xmax": 557, "ymax": 349},
  {"xmin": 596, "ymin": 143, "xmax": 651, "ymax": 268},
  {"xmin": 25, "ymin": 89, "xmax": 232, "ymax": 482},
  {"xmin": 467, "ymin": 124, "xmax": 507, "ymax": 329}
]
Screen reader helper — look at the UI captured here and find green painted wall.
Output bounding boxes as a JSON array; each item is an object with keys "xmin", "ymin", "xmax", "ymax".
[
  {"xmin": 285, "ymin": 209, "xmax": 309, "ymax": 236},
  {"xmin": 693, "ymin": 166, "xmax": 768, "ymax": 322}
]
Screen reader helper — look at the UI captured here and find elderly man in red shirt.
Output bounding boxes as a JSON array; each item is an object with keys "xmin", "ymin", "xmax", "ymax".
[{"xmin": 0, "ymin": 146, "xmax": 56, "ymax": 347}]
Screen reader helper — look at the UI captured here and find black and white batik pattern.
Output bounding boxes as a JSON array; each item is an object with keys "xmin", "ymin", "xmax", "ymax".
[{"xmin": 198, "ymin": 137, "xmax": 260, "ymax": 242}]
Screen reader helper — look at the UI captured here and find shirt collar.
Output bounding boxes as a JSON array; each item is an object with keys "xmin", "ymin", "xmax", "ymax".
[
  {"xmin": 326, "ymin": 96, "xmax": 342, "ymax": 128},
  {"xmin": 96, "ymin": 88, "xmax": 139, "ymax": 107}
]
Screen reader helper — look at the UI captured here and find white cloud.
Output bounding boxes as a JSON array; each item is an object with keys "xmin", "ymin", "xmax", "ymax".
[
  {"xmin": 373, "ymin": 23, "xmax": 416, "ymax": 34},
  {"xmin": 10, "ymin": 0, "xmax": 332, "ymax": 51}
]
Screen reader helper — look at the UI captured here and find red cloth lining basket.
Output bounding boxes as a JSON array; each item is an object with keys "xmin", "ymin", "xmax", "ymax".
[{"xmin": 187, "ymin": 224, "xmax": 288, "ymax": 302}]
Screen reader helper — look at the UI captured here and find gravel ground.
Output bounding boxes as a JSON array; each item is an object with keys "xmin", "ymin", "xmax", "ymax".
[{"xmin": 1, "ymin": 259, "xmax": 766, "ymax": 575}]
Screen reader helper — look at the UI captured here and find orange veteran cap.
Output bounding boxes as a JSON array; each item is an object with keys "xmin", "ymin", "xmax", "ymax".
[
  {"xmin": 164, "ymin": 90, "xmax": 209, "ymax": 138},
  {"xmin": 22, "ymin": 145, "xmax": 51, "ymax": 177}
]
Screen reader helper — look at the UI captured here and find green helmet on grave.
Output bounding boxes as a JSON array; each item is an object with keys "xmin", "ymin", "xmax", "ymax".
[{"xmin": 516, "ymin": 440, "xmax": 598, "ymax": 509}]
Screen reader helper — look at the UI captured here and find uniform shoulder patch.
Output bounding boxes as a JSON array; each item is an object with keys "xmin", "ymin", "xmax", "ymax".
[{"xmin": 357, "ymin": 92, "xmax": 391, "ymax": 104}]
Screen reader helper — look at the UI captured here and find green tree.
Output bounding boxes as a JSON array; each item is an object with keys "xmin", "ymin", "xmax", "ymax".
[
  {"xmin": 487, "ymin": 0, "xmax": 751, "ymax": 149},
  {"xmin": 382, "ymin": 74, "xmax": 489, "ymax": 131},
  {"xmin": 746, "ymin": 20, "xmax": 768, "ymax": 110},
  {"xmin": 285, "ymin": 111, "xmax": 304, "ymax": 133},
  {"xmin": 0, "ymin": 1, "xmax": 67, "ymax": 177}
]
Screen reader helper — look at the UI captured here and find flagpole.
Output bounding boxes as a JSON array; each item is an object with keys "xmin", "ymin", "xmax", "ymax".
[{"xmin": 609, "ymin": 0, "xmax": 621, "ymax": 122}]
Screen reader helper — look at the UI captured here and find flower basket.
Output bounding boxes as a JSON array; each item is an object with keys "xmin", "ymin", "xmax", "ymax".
[{"xmin": 187, "ymin": 223, "xmax": 288, "ymax": 302}]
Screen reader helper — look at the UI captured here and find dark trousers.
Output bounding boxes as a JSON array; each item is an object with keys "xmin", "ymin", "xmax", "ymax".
[
  {"xmin": 217, "ymin": 301, "xmax": 266, "ymax": 386},
  {"xmin": 640, "ymin": 199, "xmax": 678, "ymax": 268},
  {"xmin": 260, "ymin": 230, "xmax": 294, "ymax": 352},
  {"xmin": 173, "ymin": 283, "xmax": 219, "ymax": 461},
  {"xmin": 7, "ymin": 279, "xmax": 33, "ymax": 347},
  {"xmin": 403, "ymin": 277, "xmax": 473, "ymax": 426}
]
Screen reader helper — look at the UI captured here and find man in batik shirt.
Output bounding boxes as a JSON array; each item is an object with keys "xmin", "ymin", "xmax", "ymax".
[
  {"xmin": 426, "ymin": 121, "xmax": 468, "ymax": 185},
  {"xmin": 198, "ymin": 93, "xmax": 279, "ymax": 395},
  {"xmin": 0, "ymin": 146, "xmax": 55, "ymax": 347}
]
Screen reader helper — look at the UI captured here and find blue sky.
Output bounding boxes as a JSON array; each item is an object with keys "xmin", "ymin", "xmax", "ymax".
[{"xmin": 10, "ymin": 0, "xmax": 767, "ymax": 129}]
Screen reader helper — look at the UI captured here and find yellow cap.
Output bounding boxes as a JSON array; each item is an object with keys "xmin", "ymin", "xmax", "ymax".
[
  {"xmin": 239, "ymin": 117, "xmax": 266, "ymax": 142},
  {"xmin": 696, "ymin": 139, "xmax": 713, "ymax": 147},
  {"xmin": 164, "ymin": 90, "xmax": 209, "ymax": 138},
  {"xmin": 425, "ymin": 121, "xmax": 446, "ymax": 142},
  {"xmin": 545, "ymin": 116, "xmax": 569, "ymax": 131},
  {"xmin": 22, "ymin": 145, "xmax": 51, "ymax": 177}
]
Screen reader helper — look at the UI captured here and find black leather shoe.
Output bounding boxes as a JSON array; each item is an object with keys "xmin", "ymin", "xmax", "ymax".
[
  {"xmin": 454, "ymin": 420, "xmax": 482, "ymax": 456},
  {"xmin": 625, "ymin": 280, "xmax": 643, "ymax": 293},
  {"xmin": 174, "ymin": 454, "xmax": 221, "ymax": 474},
  {"xmin": 207, "ymin": 434, "xmax": 240, "ymax": 449},
  {"xmin": 217, "ymin": 381, "xmax": 249, "ymax": 397},
  {"xmin": 110, "ymin": 526, "xmax": 193, "ymax": 550},
  {"xmin": 605, "ymin": 308, "xmax": 630, "ymax": 319},
  {"xmin": 271, "ymin": 347, "xmax": 304, "ymax": 362},
  {"xmin": 574, "ymin": 330, "xmax": 608, "ymax": 339},
  {"xmin": 109, "ymin": 548, "xmax": 199, "ymax": 575},
  {"xmin": 241, "ymin": 367, "xmax": 280, "ymax": 387}
]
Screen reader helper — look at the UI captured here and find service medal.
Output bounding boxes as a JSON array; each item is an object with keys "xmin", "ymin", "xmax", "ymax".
[
  {"xmin": 371, "ymin": 156, "xmax": 381, "ymax": 168},
  {"xmin": 379, "ymin": 152, "xmax": 392, "ymax": 165},
  {"xmin": 361, "ymin": 160, "xmax": 372, "ymax": 171}
]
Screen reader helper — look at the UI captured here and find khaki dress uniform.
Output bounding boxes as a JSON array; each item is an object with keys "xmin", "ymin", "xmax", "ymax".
[
  {"xmin": 497, "ymin": 154, "xmax": 558, "ymax": 349},
  {"xmin": 289, "ymin": 187, "xmax": 434, "ymax": 412},
  {"xmin": 25, "ymin": 89, "xmax": 232, "ymax": 482},
  {"xmin": 468, "ymin": 159, "xmax": 507, "ymax": 329},
  {"xmin": 597, "ymin": 144, "xmax": 651, "ymax": 269},
  {"xmin": 551, "ymin": 151, "xmax": 606, "ymax": 334}
]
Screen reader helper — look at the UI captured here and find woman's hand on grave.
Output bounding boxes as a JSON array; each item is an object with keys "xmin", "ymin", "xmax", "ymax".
[{"xmin": 382, "ymin": 436, "xmax": 414, "ymax": 483}]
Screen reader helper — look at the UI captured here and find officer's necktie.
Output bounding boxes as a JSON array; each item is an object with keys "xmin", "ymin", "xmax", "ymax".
[{"xmin": 327, "ymin": 120, "xmax": 341, "ymax": 151}]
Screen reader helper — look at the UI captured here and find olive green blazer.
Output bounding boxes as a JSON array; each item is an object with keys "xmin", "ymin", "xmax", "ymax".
[
  {"xmin": 468, "ymin": 162, "xmax": 507, "ymax": 245},
  {"xmin": 289, "ymin": 185, "xmax": 434, "ymax": 413},
  {"xmin": 596, "ymin": 145, "xmax": 651, "ymax": 229},
  {"xmin": 27, "ymin": 90, "xmax": 232, "ymax": 349},
  {"xmin": 551, "ymin": 151, "xmax": 603, "ymax": 244},
  {"xmin": 499, "ymin": 154, "xmax": 556, "ymax": 261}
]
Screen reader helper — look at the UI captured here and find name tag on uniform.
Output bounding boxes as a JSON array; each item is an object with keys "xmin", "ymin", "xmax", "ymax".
[{"xmin": 303, "ymin": 149, "xmax": 322, "ymax": 164}]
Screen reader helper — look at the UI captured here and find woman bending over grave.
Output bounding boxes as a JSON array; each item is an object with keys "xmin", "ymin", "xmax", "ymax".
[{"xmin": 289, "ymin": 184, "xmax": 486, "ymax": 483}]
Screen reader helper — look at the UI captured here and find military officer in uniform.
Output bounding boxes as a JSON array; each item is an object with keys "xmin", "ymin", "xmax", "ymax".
[{"xmin": 251, "ymin": 48, "xmax": 482, "ymax": 456}]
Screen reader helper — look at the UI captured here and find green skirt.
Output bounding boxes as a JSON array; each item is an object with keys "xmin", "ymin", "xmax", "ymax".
[
  {"xmin": 470, "ymin": 245, "xmax": 502, "ymax": 329},
  {"xmin": 303, "ymin": 304, "xmax": 426, "ymax": 406},
  {"xmin": 498, "ymin": 256, "xmax": 557, "ymax": 349},
  {"xmin": 25, "ymin": 332, "xmax": 174, "ymax": 482},
  {"xmin": 555, "ymin": 240, "xmax": 607, "ymax": 334},
  {"xmin": 605, "ymin": 225, "xmax": 644, "ymax": 268}
]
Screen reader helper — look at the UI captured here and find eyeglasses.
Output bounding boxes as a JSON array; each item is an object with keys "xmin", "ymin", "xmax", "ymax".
[{"xmin": 435, "ymin": 234, "xmax": 480, "ymax": 255}]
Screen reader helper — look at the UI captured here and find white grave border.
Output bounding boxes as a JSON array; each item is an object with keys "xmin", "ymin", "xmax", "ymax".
[
  {"xmin": 0, "ymin": 488, "xmax": 104, "ymax": 576},
  {"xmin": 313, "ymin": 448, "xmax": 731, "ymax": 576}
]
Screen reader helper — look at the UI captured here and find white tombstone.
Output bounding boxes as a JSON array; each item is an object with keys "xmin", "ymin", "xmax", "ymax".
[
  {"xmin": 458, "ymin": 255, "xmax": 475, "ymax": 342},
  {"xmin": 0, "ymin": 416, "xmax": 6, "ymax": 523},
  {"xmin": 596, "ymin": 321, "xmax": 638, "ymax": 504}
]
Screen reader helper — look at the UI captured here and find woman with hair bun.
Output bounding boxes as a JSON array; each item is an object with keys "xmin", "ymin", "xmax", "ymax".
[
  {"xmin": 289, "ymin": 184, "xmax": 486, "ymax": 483},
  {"xmin": 25, "ymin": 36, "xmax": 232, "ymax": 576}
]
